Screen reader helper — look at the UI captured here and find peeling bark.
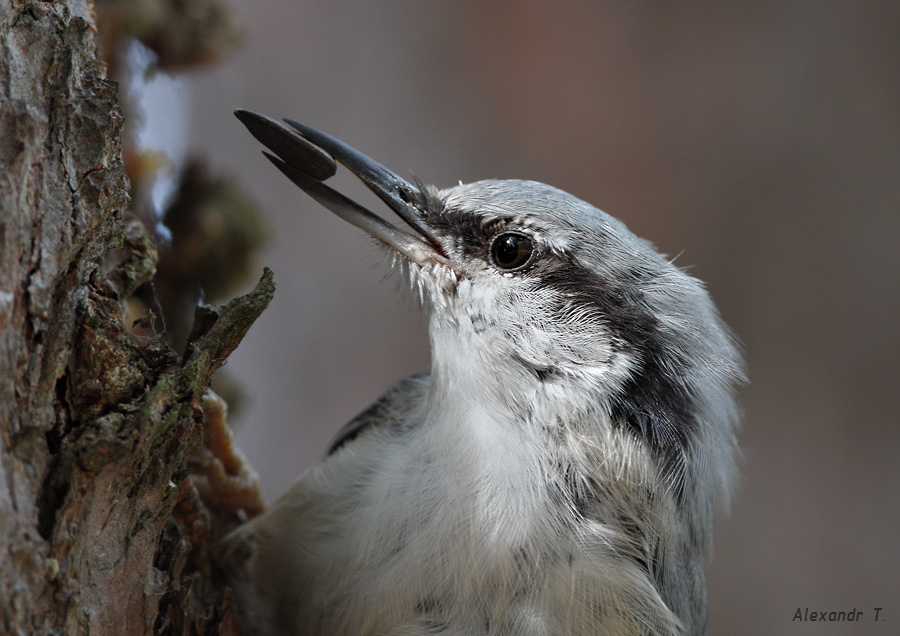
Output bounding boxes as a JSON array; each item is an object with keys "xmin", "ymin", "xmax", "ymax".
[{"xmin": 1, "ymin": 3, "xmax": 267, "ymax": 634}]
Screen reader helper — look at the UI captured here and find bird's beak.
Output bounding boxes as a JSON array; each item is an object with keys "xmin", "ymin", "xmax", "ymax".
[{"xmin": 234, "ymin": 109, "xmax": 449, "ymax": 267}]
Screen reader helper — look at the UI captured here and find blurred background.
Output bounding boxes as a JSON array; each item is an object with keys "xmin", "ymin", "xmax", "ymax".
[{"xmin": 170, "ymin": 1, "xmax": 898, "ymax": 633}]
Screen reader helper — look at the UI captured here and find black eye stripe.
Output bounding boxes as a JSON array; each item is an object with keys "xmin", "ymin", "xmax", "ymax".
[{"xmin": 427, "ymin": 207, "xmax": 545, "ymax": 269}]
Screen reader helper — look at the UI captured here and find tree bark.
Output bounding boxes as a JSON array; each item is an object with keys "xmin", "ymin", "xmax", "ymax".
[{"xmin": 1, "ymin": 2, "xmax": 267, "ymax": 634}]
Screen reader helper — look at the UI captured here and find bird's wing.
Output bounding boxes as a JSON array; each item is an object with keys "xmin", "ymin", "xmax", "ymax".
[
  {"xmin": 326, "ymin": 372, "xmax": 431, "ymax": 455},
  {"xmin": 221, "ymin": 372, "xmax": 430, "ymax": 553}
]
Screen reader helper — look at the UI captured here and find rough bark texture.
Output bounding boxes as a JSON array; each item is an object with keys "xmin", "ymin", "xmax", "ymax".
[{"xmin": 0, "ymin": 2, "xmax": 266, "ymax": 634}]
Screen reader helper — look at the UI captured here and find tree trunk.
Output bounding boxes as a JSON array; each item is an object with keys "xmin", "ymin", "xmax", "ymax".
[{"xmin": 0, "ymin": 2, "xmax": 267, "ymax": 634}]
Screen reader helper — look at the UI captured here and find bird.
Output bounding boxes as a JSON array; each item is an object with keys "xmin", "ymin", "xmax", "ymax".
[{"xmin": 231, "ymin": 109, "xmax": 744, "ymax": 636}]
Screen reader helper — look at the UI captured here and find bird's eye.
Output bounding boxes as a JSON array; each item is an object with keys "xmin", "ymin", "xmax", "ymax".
[{"xmin": 490, "ymin": 233, "xmax": 535, "ymax": 271}]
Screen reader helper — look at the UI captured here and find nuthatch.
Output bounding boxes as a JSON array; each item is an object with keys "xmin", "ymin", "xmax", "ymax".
[{"xmin": 233, "ymin": 110, "xmax": 743, "ymax": 636}]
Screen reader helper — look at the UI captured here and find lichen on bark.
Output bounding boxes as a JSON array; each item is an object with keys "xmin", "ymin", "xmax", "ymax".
[{"xmin": 1, "ymin": 2, "xmax": 265, "ymax": 635}]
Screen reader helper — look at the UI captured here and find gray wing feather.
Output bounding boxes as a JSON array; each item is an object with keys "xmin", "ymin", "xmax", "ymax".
[{"xmin": 326, "ymin": 372, "xmax": 430, "ymax": 455}]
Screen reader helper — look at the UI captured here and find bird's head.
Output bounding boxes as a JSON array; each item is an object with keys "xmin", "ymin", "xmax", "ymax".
[{"xmin": 236, "ymin": 111, "xmax": 744, "ymax": 518}]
